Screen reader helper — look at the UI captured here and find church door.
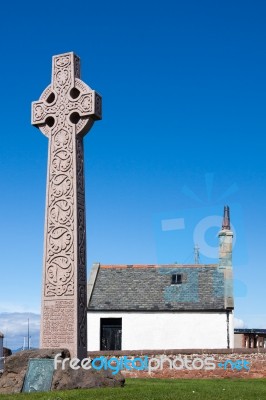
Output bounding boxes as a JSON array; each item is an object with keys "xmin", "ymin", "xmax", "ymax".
[{"xmin": 100, "ymin": 318, "xmax": 122, "ymax": 350}]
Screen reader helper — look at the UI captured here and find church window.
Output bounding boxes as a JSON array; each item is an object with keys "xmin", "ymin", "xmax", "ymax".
[{"xmin": 171, "ymin": 273, "xmax": 182, "ymax": 284}]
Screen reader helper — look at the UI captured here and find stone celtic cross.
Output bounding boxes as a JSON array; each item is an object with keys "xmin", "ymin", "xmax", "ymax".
[{"xmin": 32, "ymin": 52, "xmax": 101, "ymax": 359}]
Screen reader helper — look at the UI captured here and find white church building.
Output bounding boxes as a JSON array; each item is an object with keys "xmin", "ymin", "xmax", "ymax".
[{"xmin": 87, "ymin": 206, "xmax": 234, "ymax": 351}]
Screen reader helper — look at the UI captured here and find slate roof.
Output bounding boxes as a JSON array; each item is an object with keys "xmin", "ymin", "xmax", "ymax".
[{"xmin": 88, "ymin": 264, "xmax": 227, "ymax": 311}]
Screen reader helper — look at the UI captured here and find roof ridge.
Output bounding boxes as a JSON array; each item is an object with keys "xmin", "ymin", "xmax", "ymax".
[{"xmin": 100, "ymin": 264, "xmax": 219, "ymax": 269}]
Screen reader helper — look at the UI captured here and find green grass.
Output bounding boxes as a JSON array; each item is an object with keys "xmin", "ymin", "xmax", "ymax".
[{"xmin": 0, "ymin": 378, "xmax": 266, "ymax": 400}]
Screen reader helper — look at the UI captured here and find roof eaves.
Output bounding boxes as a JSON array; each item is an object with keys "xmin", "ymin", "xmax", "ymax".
[{"xmin": 87, "ymin": 262, "xmax": 100, "ymax": 307}]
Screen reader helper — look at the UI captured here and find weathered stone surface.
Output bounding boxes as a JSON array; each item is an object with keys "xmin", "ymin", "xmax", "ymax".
[
  {"xmin": 0, "ymin": 349, "xmax": 124, "ymax": 394},
  {"xmin": 52, "ymin": 362, "xmax": 124, "ymax": 391},
  {"xmin": 0, "ymin": 349, "xmax": 66, "ymax": 394},
  {"xmin": 31, "ymin": 52, "xmax": 102, "ymax": 359}
]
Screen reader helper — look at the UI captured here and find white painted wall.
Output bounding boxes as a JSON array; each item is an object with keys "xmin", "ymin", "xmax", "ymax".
[{"xmin": 87, "ymin": 311, "xmax": 234, "ymax": 351}]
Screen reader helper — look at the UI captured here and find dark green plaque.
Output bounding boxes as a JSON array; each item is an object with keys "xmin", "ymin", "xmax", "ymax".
[{"xmin": 22, "ymin": 359, "xmax": 54, "ymax": 393}]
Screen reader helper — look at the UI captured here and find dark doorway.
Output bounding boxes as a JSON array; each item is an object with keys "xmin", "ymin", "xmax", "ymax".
[{"xmin": 100, "ymin": 318, "xmax": 122, "ymax": 350}]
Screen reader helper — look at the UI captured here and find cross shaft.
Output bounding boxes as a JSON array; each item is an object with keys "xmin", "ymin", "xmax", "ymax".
[{"xmin": 31, "ymin": 52, "xmax": 102, "ymax": 359}]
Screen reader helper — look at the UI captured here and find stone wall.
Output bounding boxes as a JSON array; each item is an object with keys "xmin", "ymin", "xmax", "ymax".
[{"xmin": 87, "ymin": 349, "xmax": 266, "ymax": 379}]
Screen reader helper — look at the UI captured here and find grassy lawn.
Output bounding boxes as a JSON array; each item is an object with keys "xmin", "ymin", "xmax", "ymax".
[{"xmin": 0, "ymin": 378, "xmax": 265, "ymax": 400}]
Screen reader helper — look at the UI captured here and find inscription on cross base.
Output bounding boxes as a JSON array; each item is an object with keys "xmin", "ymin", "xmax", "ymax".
[{"xmin": 32, "ymin": 52, "xmax": 102, "ymax": 359}]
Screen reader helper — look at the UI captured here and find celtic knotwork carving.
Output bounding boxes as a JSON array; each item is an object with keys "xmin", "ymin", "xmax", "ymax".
[
  {"xmin": 34, "ymin": 104, "xmax": 45, "ymax": 120},
  {"xmin": 32, "ymin": 52, "xmax": 101, "ymax": 358},
  {"xmin": 76, "ymin": 138, "xmax": 86, "ymax": 284},
  {"xmin": 81, "ymin": 94, "xmax": 92, "ymax": 112},
  {"xmin": 54, "ymin": 129, "xmax": 69, "ymax": 147},
  {"xmin": 78, "ymin": 209, "xmax": 85, "ymax": 266},
  {"xmin": 78, "ymin": 284, "xmax": 87, "ymax": 349},
  {"xmin": 46, "ymin": 256, "xmax": 74, "ymax": 296},
  {"xmin": 55, "ymin": 55, "xmax": 71, "ymax": 68},
  {"xmin": 49, "ymin": 227, "xmax": 72, "ymax": 253},
  {"xmin": 45, "ymin": 282, "xmax": 74, "ymax": 297},
  {"xmin": 56, "ymin": 69, "xmax": 69, "ymax": 86},
  {"xmin": 76, "ymin": 139, "xmax": 84, "ymax": 192},
  {"xmin": 50, "ymin": 199, "xmax": 72, "ymax": 225},
  {"xmin": 52, "ymin": 150, "xmax": 72, "ymax": 172},
  {"xmin": 51, "ymin": 174, "xmax": 71, "ymax": 198},
  {"xmin": 74, "ymin": 55, "xmax": 80, "ymax": 78}
]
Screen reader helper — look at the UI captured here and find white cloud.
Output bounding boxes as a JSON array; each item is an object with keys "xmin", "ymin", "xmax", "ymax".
[
  {"xmin": 234, "ymin": 317, "xmax": 245, "ymax": 329},
  {"xmin": 0, "ymin": 312, "xmax": 40, "ymax": 350},
  {"xmin": 0, "ymin": 303, "xmax": 40, "ymax": 314}
]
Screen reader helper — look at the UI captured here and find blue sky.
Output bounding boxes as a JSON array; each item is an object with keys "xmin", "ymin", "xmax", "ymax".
[{"xmin": 0, "ymin": 0, "xmax": 266, "ymax": 349}]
